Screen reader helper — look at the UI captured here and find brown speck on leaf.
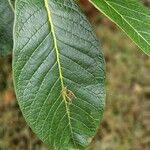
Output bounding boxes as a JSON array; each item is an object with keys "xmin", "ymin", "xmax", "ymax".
[{"xmin": 61, "ymin": 87, "xmax": 76, "ymax": 104}]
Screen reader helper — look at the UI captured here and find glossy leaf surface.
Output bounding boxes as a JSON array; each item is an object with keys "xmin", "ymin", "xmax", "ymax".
[
  {"xmin": 90, "ymin": 0, "xmax": 150, "ymax": 55},
  {"xmin": 13, "ymin": 0, "xmax": 105, "ymax": 149}
]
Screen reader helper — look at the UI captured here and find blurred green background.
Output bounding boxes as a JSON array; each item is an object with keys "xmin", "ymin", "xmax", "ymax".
[{"xmin": 0, "ymin": 1, "xmax": 150, "ymax": 150}]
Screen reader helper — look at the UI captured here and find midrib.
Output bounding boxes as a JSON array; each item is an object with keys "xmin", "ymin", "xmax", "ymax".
[
  {"xmin": 44, "ymin": 0, "xmax": 74, "ymax": 136},
  {"xmin": 44, "ymin": 0, "xmax": 64, "ymax": 88}
]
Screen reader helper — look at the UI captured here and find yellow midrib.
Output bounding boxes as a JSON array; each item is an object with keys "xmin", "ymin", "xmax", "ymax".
[
  {"xmin": 44, "ymin": 0, "xmax": 74, "ymax": 136},
  {"xmin": 44, "ymin": 0, "xmax": 64, "ymax": 89}
]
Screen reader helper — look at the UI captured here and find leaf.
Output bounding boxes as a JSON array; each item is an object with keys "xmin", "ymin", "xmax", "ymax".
[
  {"xmin": 13, "ymin": 0, "xmax": 105, "ymax": 149},
  {"xmin": 8, "ymin": 0, "xmax": 15, "ymax": 11},
  {"xmin": 89, "ymin": 0, "xmax": 150, "ymax": 56},
  {"xmin": 0, "ymin": 0, "xmax": 14, "ymax": 57}
]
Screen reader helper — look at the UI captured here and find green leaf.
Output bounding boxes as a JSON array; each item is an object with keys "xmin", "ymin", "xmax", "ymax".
[
  {"xmin": 0, "ymin": 0, "xmax": 14, "ymax": 57},
  {"xmin": 8, "ymin": 0, "xmax": 15, "ymax": 11},
  {"xmin": 89, "ymin": 0, "xmax": 150, "ymax": 56},
  {"xmin": 13, "ymin": 0, "xmax": 105, "ymax": 149}
]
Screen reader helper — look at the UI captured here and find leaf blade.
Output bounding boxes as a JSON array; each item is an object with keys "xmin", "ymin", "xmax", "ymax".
[
  {"xmin": 13, "ymin": 0, "xmax": 105, "ymax": 149},
  {"xmin": 44, "ymin": 2, "xmax": 72, "ymax": 139},
  {"xmin": 8, "ymin": 0, "xmax": 15, "ymax": 11},
  {"xmin": 89, "ymin": 0, "xmax": 150, "ymax": 55}
]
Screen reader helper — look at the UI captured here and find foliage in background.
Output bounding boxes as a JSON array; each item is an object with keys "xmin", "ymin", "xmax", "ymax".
[
  {"xmin": 90, "ymin": 0, "xmax": 150, "ymax": 55},
  {"xmin": 0, "ymin": 0, "xmax": 14, "ymax": 57}
]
